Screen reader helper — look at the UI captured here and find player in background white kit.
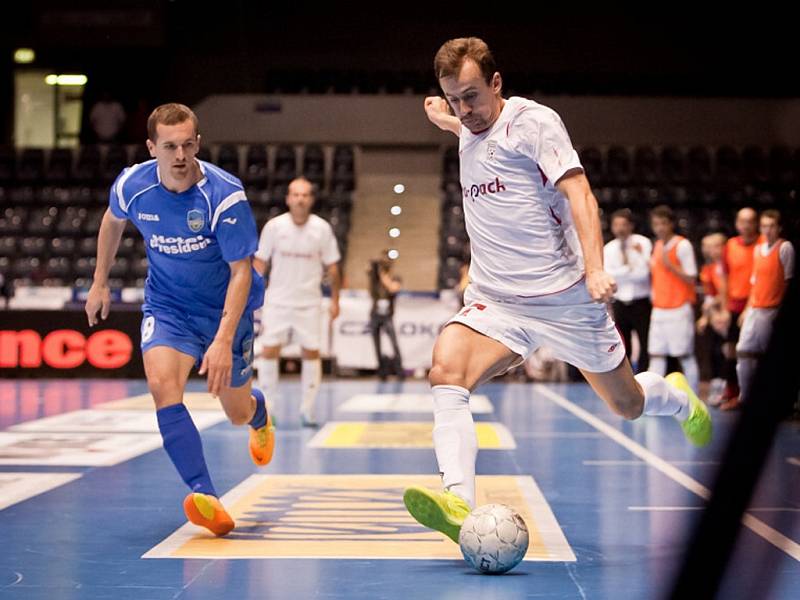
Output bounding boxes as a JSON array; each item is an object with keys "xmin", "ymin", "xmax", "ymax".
[
  {"xmin": 253, "ymin": 177, "xmax": 341, "ymax": 427},
  {"xmin": 402, "ymin": 37, "xmax": 712, "ymax": 544}
]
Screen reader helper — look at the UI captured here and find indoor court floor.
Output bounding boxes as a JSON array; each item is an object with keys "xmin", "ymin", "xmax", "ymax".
[{"xmin": 0, "ymin": 378, "xmax": 798, "ymax": 599}]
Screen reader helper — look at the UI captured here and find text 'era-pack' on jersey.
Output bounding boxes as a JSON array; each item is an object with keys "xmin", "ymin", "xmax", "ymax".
[{"xmin": 458, "ymin": 96, "xmax": 586, "ymax": 299}]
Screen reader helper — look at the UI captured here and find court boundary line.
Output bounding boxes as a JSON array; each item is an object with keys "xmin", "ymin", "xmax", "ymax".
[{"xmin": 533, "ymin": 384, "xmax": 800, "ymax": 562}]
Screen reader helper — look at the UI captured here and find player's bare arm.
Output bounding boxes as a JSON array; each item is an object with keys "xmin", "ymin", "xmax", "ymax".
[
  {"xmin": 85, "ymin": 208, "xmax": 127, "ymax": 326},
  {"xmin": 200, "ymin": 256, "xmax": 252, "ymax": 395},
  {"xmin": 557, "ymin": 170, "xmax": 617, "ymax": 303},
  {"xmin": 661, "ymin": 247, "xmax": 696, "ymax": 285},
  {"xmin": 327, "ymin": 262, "xmax": 341, "ymax": 320},
  {"xmin": 424, "ymin": 96, "xmax": 461, "ymax": 136},
  {"xmin": 252, "ymin": 257, "xmax": 270, "ymax": 277}
]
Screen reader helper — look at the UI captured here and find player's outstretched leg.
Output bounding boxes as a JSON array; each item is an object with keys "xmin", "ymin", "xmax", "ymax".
[
  {"xmin": 665, "ymin": 371, "xmax": 712, "ymax": 447},
  {"xmin": 248, "ymin": 387, "xmax": 275, "ymax": 466},
  {"xmin": 404, "ymin": 384, "xmax": 476, "ymax": 542},
  {"xmin": 635, "ymin": 370, "xmax": 712, "ymax": 447},
  {"xmin": 586, "ymin": 359, "xmax": 712, "ymax": 448}
]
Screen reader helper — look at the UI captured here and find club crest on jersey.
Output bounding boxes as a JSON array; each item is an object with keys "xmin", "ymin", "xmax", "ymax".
[
  {"xmin": 187, "ymin": 209, "xmax": 205, "ymax": 232},
  {"xmin": 487, "ymin": 141, "xmax": 497, "ymax": 161}
]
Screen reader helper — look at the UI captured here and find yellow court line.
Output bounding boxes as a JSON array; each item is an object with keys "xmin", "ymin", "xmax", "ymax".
[{"xmin": 143, "ymin": 474, "xmax": 575, "ymax": 562}]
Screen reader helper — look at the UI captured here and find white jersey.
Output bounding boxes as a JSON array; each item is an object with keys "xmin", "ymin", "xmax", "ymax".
[
  {"xmin": 604, "ymin": 233, "xmax": 653, "ymax": 302},
  {"xmin": 255, "ymin": 213, "xmax": 340, "ymax": 307},
  {"xmin": 459, "ymin": 96, "xmax": 585, "ymax": 298}
]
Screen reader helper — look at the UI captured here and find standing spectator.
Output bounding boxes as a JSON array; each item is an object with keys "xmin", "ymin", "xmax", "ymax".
[
  {"xmin": 368, "ymin": 250, "xmax": 403, "ymax": 380},
  {"xmin": 603, "ymin": 208, "xmax": 652, "ymax": 372},
  {"xmin": 736, "ymin": 210, "xmax": 794, "ymax": 406},
  {"xmin": 89, "ymin": 91, "xmax": 127, "ymax": 143},
  {"xmin": 697, "ymin": 232, "xmax": 728, "ymax": 405},
  {"xmin": 648, "ymin": 205, "xmax": 699, "ymax": 392},
  {"xmin": 719, "ymin": 207, "xmax": 760, "ymax": 409}
]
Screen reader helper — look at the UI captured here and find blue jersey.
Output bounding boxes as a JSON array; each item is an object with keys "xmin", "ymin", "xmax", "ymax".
[{"xmin": 109, "ymin": 159, "xmax": 265, "ymax": 318}]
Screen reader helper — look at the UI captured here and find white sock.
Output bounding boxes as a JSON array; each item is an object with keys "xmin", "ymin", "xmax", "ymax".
[
  {"xmin": 432, "ymin": 384, "xmax": 477, "ymax": 508},
  {"xmin": 649, "ymin": 356, "xmax": 667, "ymax": 376},
  {"xmin": 636, "ymin": 371, "xmax": 690, "ymax": 421},
  {"xmin": 256, "ymin": 357, "xmax": 279, "ymax": 407},
  {"xmin": 301, "ymin": 358, "xmax": 322, "ymax": 421},
  {"xmin": 737, "ymin": 357, "xmax": 757, "ymax": 402},
  {"xmin": 680, "ymin": 355, "xmax": 700, "ymax": 394}
]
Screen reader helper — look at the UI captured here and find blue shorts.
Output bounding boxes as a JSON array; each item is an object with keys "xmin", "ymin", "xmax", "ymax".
[{"xmin": 140, "ymin": 307, "xmax": 255, "ymax": 388}]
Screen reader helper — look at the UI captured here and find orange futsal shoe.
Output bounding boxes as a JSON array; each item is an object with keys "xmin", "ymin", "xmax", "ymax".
[
  {"xmin": 249, "ymin": 413, "xmax": 275, "ymax": 466},
  {"xmin": 183, "ymin": 492, "xmax": 235, "ymax": 536}
]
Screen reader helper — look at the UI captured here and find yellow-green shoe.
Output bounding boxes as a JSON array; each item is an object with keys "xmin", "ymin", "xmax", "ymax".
[
  {"xmin": 666, "ymin": 372, "xmax": 713, "ymax": 447},
  {"xmin": 403, "ymin": 486, "xmax": 471, "ymax": 543}
]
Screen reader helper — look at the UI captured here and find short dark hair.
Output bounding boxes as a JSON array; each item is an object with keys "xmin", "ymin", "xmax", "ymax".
[
  {"xmin": 650, "ymin": 205, "xmax": 675, "ymax": 223},
  {"xmin": 760, "ymin": 209, "xmax": 781, "ymax": 225},
  {"xmin": 434, "ymin": 37, "xmax": 497, "ymax": 84},
  {"xmin": 611, "ymin": 208, "xmax": 634, "ymax": 224},
  {"xmin": 147, "ymin": 103, "xmax": 199, "ymax": 141}
]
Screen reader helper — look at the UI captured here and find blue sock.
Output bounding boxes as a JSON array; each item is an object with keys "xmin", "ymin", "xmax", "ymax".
[
  {"xmin": 156, "ymin": 404, "xmax": 216, "ymax": 497},
  {"xmin": 249, "ymin": 387, "xmax": 267, "ymax": 430}
]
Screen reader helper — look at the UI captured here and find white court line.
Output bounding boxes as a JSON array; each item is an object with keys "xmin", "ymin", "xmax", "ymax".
[
  {"xmin": 584, "ymin": 460, "xmax": 644, "ymax": 466},
  {"xmin": 630, "ymin": 506, "xmax": 800, "ymax": 513},
  {"xmin": 517, "ymin": 476, "xmax": 576, "ymax": 561},
  {"xmin": 628, "ymin": 506, "xmax": 704, "ymax": 512},
  {"xmin": 584, "ymin": 460, "xmax": 719, "ymax": 467},
  {"xmin": 534, "ymin": 384, "xmax": 800, "ymax": 563}
]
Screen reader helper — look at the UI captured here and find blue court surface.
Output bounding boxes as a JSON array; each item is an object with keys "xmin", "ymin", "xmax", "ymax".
[{"xmin": 0, "ymin": 378, "xmax": 798, "ymax": 599}]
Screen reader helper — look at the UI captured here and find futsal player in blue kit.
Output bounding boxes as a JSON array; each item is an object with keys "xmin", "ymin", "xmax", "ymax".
[{"xmin": 85, "ymin": 103, "xmax": 274, "ymax": 536}]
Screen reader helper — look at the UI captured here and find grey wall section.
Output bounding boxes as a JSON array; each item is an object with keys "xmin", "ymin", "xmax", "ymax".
[{"xmin": 194, "ymin": 94, "xmax": 800, "ymax": 147}]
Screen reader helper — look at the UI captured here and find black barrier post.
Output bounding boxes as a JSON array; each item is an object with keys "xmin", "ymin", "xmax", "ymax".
[{"xmin": 668, "ymin": 264, "xmax": 799, "ymax": 599}]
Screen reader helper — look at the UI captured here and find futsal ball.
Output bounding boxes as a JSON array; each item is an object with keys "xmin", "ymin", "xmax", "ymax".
[{"xmin": 458, "ymin": 503, "xmax": 529, "ymax": 574}]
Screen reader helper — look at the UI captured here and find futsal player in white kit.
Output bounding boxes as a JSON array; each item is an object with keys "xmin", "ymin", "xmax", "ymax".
[
  {"xmin": 253, "ymin": 177, "xmax": 341, "ymax": 427},
  {"xmin": 402, "ymin": 37, "xmax": 712, "ymax": 543}
]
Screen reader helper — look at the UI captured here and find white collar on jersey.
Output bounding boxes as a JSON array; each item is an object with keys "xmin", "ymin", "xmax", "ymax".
[{"xmin": 155, "ymin": 158, "xmax": 208, "ymax": 190}]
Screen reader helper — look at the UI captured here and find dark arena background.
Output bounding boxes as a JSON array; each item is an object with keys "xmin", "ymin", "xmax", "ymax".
[{"xmin": 0, "ymin": 4, "xmax": 797, "ymax": 600}]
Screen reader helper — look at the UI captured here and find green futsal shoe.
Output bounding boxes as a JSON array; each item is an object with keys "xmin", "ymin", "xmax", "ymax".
[
  {"xmin": 403, "ymin": 486, "xmax": 471, "ymax": 544},
  {"xmin": 666, "ymin": 372, "xmax": 713, "ymax": 448}
]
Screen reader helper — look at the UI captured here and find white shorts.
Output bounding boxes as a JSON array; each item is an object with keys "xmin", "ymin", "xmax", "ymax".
[
  {"xmin": 259, "ymin": 303, "xmax": 322, "ymax": 350},
  {"xmin": 648, "ymin": 303, "xmax": 695, "ymax": 357},
  {"xmin": 736, "ymin": 307, "xmax": 778, "ymax": 355},
  {"xmin": 449, "ymin": 281, "xmax": 625, "ymax": 373}
]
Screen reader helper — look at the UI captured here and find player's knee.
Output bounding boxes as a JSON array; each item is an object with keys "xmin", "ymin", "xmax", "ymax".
[
  {"xmin": 606, "ymin": 391, "xmax": 644, "ymax": 420},
  {"xmin": 224, "ymin": 406, "xmax": 252, "ymax": 426},
  {"xmin": 428, "ymin": 361, "xmax": 467, "ymax": 388},
  {"xmin": 147, "ymin": 375, "xmax": 183, "ymax": 407}
]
